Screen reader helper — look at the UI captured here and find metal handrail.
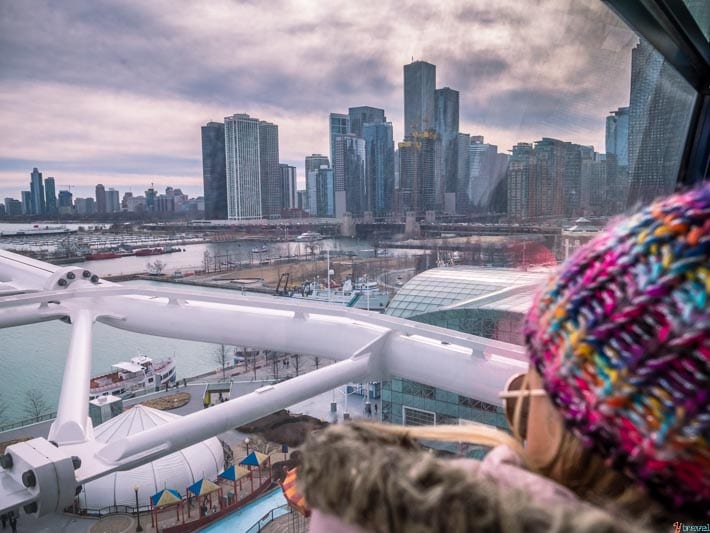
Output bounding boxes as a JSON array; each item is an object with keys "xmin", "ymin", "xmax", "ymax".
[{"xmin": 245, "ymin": 503, "xmax": 291, "ymax": 533}]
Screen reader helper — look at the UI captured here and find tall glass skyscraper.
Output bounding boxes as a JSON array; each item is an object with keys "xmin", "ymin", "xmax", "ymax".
[
  {"xmin": 334, "ymin": 134, "xmax": 366, "ymax": 216},
  {"xmin": 201, "ymin": 121, "xmax": 227, "ymax": 219},
  {"xmin": 435, "ymin": 87, "xmax": 459, "ymax": 211},
  {"xmin": 95, "ymin": 183, "xmax": 106, "ymax": 214},
  {"xmin": 626, "ymin": 39, "xmax": 696, "ymax": 208},
  {"xmin": 404, "ymin": 61, "xmax": 436, "ymax": 135},
  {"xmin": 329, "ymin": 113, "xmax": 349, "ymax": 176},
  {"xmin": 348, "ymin": 106, "xmax": 385, "ymax": 138},
  {"xmin": 259, "ymin": 121, "xmax": 281, "ymax": 219},
  {"xmin": 225, "ymin": 114, "xmax": 261, "ymax": 220},
  {"xmin": 44, "ymin": 177, "xmax": 57, "ymax": 216},
  {"xmin": 363, "ymin": 122, "xmax": 395, "ymax": 216},
  {"xmin": 30, "ymin": 168, "xmax": 45, "ymax": 215},
  {"xmin": 279, "ymin": 164, "xmax": 297, "ymax": 210}
]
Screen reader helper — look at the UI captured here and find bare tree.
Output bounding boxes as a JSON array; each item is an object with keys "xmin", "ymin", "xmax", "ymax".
[
  {"xmin": 313, "ymin": 356, "xmax": 320, "ymax": 370},
  {"xmin": 24, "ymin": 389, "xmax": 50, "ymax": 420},
  {"xmin": 292, "ymin": 354, "xmax": 301, "ymax": 377},
  {"xmin": 214, "ymin": 344, "xmax": 229, "ymax": 380},
  {"xmin": 146, "ymin": 259, "xmax": 166, "ymax": 275}
]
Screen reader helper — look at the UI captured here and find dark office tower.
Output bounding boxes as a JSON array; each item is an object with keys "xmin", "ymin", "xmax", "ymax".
[
  {"xmin": 201, "ymin": 121, "xmax": 227, "ymax": 219},
  {"xmin": 259, "ymin": 121, "xmax": 281, "ymax": 218},
  {"xmin": 397, "ymin": 131, "xmax": 436, "ymax": 215},
  {"xmin": 307, "ymin": 166, "xmax": 334, "ymax": 217},
  {"xmin": 455, "ymin": 133, "xmax": 471, "ymax": 213},
  {"xmin": 605, "ymin": 107, "xmax": 630, "ymax": 213},
  {"xmin": 435, "ymin": 87, "xmax": 459, "ymax": 212},
  {"xmin": 363, "ymin": 122, "xmax": 395, "ymax": 216},
  {"xmin": 334, "ymin": 134, "xmax": 366, "ymax": 216},
  {"xmin": 580, "ymin": 153, "xmax": 608, "ymax": 215},
  {"xmin": 489, "ymin": 152, "xmax": 510, "ymax": 214},
  {"xmin": 305, "ymin": 154, "xmax": 330, "ymax": 176},
  {"xmin": 404, "ymin": 61, "xmax": 436, "ymax": 135},
  {"xmin": 532, "ymin": 138, "xmax": 569, "ymax": 219},
  {"xmin": 627, "ymin": 39, "xmax": 695, "ymax": 208},
  {"xmin": 30, "ymin": 168, "xmax": 45, "ymax": 215},
  {"xmin": 21, "ymin": 191, "xmax": 31, "ymax": 215},
  {"xmin": 44, "ymin": 177, "xmax": 57, "ymax": 216},
  {"xmin": 57, "ymin": 190, "xmax": 73, "ymax": 209},
  {"xmin": 95, "ymin": 184, "xmax": 106, "ymax": 214},
  {"xmin": 564, "ymin": 144, "xmax": 594, "ymax": 218},
  {"xmin": 279, "ymin": 164, "xmax": 297, "ymax": 210},
  {"xmin": 348, "ymin": 106, "xmax": 385, "ymax": 138},
  {"xmin": 467, "ymin": 137, "xmax": 500, "ymax": 210},
  {"xmin": 145, "ymin": 186, "xmax": 157, "ymax": 212},
  {"xmin": 507, "ymin": 143, "xmax": 535, "ymax": 221},
  {"xmin": 329, "ymin": 113, "xmax": 349, "ymax": 175},
  {"xmin": 5, "ymin": 198, "xmax": 22, "ymax": 216}
]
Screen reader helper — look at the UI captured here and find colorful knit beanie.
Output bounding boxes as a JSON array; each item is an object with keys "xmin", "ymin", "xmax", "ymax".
[{"xmin": 524, "ymin": 184, "xmax": 710, "ymax": 516}]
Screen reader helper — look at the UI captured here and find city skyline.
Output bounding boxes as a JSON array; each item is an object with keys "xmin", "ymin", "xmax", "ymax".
[{"xmin": 0, "ymin": 0, "xmax": 638, "ymax": 199}]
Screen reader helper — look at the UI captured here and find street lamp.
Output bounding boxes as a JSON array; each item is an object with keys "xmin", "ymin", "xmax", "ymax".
[
  {"xmin": 244, "ymin": 437, "xmax": 250, "ymax": 455},
  {"xmin": 133, "ymin": 485, "xmax": 143, "ymax": 532}
]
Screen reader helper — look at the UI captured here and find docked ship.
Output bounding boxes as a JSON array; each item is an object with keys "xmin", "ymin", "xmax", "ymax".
[
  {"xmin": 295, "ymin": 231, "xmax": 323, "ymax": 242},
  {"xmin": 85, "ymin": 251, "xmax": 134, "ymax": 260},
  {"xmin": 134, "ymin": 246, "xmax": 182, "ymax": 256},
  {"xmin": 89, "ymin": 355, "xmax": 177, "ymax": 400},
  {"xmin": 291, "ymin": 278, "xmax": 389, "ymax": 311}
]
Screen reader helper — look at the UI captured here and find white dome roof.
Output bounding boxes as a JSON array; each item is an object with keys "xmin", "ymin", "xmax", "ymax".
[{"xmin": 82, "ymin": 405, "xmax": 224, "ymax": 509}]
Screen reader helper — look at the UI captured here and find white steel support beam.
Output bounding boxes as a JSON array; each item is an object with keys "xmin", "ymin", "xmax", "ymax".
[{"xmin": 48, "ymin": 308, "xmax": 95, "ymax": 445}]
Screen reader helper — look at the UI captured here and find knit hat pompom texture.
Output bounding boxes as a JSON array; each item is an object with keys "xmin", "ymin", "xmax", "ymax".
[{"xmin": 525, "ymin": 185, "xmax": 709, "ymax": 515}]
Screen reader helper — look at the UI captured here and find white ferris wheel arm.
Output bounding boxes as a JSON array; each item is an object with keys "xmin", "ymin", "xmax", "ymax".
[{"xmin": 0, "ymin": 249, "xmax": 528, "ymax": 519}]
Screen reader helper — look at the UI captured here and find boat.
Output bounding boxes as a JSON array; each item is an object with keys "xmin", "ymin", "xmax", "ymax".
[
  {"xmin": 89, "ymin": 355, "xmax": 177, "ymax": 400},
  {"xmin": 295, "ymin": 231, "xmax": 323, "ymax": 242},
  {"xmin": 135, "ymin": 247, "xmax": 165, "ymax": 256},
  {"xmin": 251, "ymin": 245, "xmax": 268, "ymax": 253},
  {"xmin": 289, "ymin": 278, "xmax": 389, "ymax": 311},
  {"xmin": 85, "ymin": 251, "xmax": 134, "ymax": 261}
]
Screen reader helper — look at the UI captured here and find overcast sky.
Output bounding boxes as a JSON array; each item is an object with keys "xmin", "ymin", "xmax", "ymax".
[{"xmin": 0, "ymin": 0, "xmax": 638, "ymax": 200}]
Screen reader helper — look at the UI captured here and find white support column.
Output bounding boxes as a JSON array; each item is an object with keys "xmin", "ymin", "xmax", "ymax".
[{"xmin": 48, "ymin": 308, "xmax": 94, "ymax": 445}]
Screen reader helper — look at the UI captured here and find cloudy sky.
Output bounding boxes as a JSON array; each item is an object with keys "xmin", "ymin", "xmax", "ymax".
[{"xmin": 0, "ymin": 0, "xmax": 638, "ymax": 200}]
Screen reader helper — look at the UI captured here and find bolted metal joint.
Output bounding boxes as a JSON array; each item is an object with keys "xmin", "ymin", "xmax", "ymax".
[
  {"xmin": 82, "ymin": 270, "xmax": 91, "ymax": 278},
  {"xmin": 90, "ymin": 275, "xmax": 100, "ymax": 283},
  {"xmin": 71, "ymin": 456, "xmax": 81, "ymax": 470},
  {"xmin": 66, "ymin": 272, "xmax": 76, "ymax": 280},
  {"xmin": 22, "ymin": 469, "xmax": 36, "ymax": 488}
]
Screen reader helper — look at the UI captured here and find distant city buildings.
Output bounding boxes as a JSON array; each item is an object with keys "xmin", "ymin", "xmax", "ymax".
[
  {"xmin": 44, "ymin": 177, "xmax": 57, "ymax": 216},
  {"xmin": 95, "ymin": 184, "xmax": 107, "ymax": 214},
  {"xmin": 30, "ymin": 168, "xmax": 45, "ymax": 216},
  {"xmin": 279, "ymin": 164, "xmax": 297, "ymax": 211}
]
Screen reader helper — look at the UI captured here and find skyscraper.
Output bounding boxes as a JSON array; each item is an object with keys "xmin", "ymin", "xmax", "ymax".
[
  {"xmin": 606, "ymin": 107, "xmax": 629, "ymax": 167},
  {"xmin": 95, "ymin": 184, "xmax": 106, "ymax": 214},
  {"xmin": 507, "ymin": 143, "xmax": 534, "ymax": 221},
  {"xmin": 404, "ymin": 61, "xmax": 436, "ymax": 135},
  {"xmin": 435, "ymin": 87, "xmax": 459, "ymax": 211},
  {"xmin": 225, "ymin": 113, "xmax": 261, "ymax": 220},
  {"xmin": 201, "ymin": 121, "xmax": 228, "ymax": 220},
  {"xmin": 467, "ymin": 137, "xmax": 500, "ymax": 210},
  {"xmin": 21, "ymin": 191, "xmax": 31, "ymax": 215},
  {"xmin": 44, "ymin": 177, "xmax": 57, "ymax": 216},
  {"xmin": 106, "ymin": 188, "xmax": 120, "ymax": 213},
  {"xmin": 30, "ymin": 168, "xmax": 45, "ymax": 215},
  {"xmin": 259, "ymin": 121, "xmax": 281, "ymax": 219},
  {"xmin": 626, "ymin": 39, "xmax": 695, "ymax": 207},
  {"xmin": 307, "ymin": 166, "xmax": 334, "ymax": 217},
  {"xmin": 531, "ymin": 138, "xmax": 568, "ymax": 218},
  {"xmin": 305, "ymin": 154, "xmax": 329, "ymax": 176},
  {"xmin": 329, "ymin": 113, "xmax": 349, "ymax": 176},
  {"xmin": 455, "ymin": 134, "xmax": 471, "ymax": 213},
  {"xmin": 397, "ymin": 131, "xmax": 436, "ymax": 215},
  {"xmin": 334, "ymin": 134, "xmax": 366, "ymax": 216},
  {"xmin": 279, "ymin": 164, "xmax": 297, "ymax": 210},
  {"xmin": 57, "ymin": 190, "xmax": 73, "ymax": 215},
  {"xmin": 363, "ymin": 122, "xmax": 395, "ymax": 216},
  {"xmin": 348, "ymin": 106, "xmax": 385, "ymax": 138}
]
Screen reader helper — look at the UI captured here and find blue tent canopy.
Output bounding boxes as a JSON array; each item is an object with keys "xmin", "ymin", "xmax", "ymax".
[
  {"xmin": 239, "ymin": 451, "xmax": 269, "ymax": 466},
  {"xmin": 219, "ymin": 464, "xmax": 251, "ymax": 481},
  {"xmin": 151, "ymin": 488, "xmax": 182, "ymax": 507},
  {"xmin": 187, "ymin": 478, "xmax": 220, "ymax": 496}
]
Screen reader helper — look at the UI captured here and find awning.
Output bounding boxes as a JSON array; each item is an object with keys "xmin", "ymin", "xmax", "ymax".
[
  {"xmin": 150, "ymin": 488, "xmax": 182, "ymax": 508},
  {"xmin": 239, "ymin": 451, "xmax": 269, "ymax": 467},
  {"xmin": 218, "ymin": 465, "xmax": 251, "ymax": 481},
  {"xmin": 187, "ymin": 478, "xmax": 221, "ymax": 497}
]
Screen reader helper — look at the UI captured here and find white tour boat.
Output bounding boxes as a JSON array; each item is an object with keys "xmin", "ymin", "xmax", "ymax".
[
  {"xmin": 89, "ymin": 355, "xmax": 177, "ymax": 400},
  {"xmin": 295, "ymin": 231, "xmax": 323, "ymax": 242}
]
